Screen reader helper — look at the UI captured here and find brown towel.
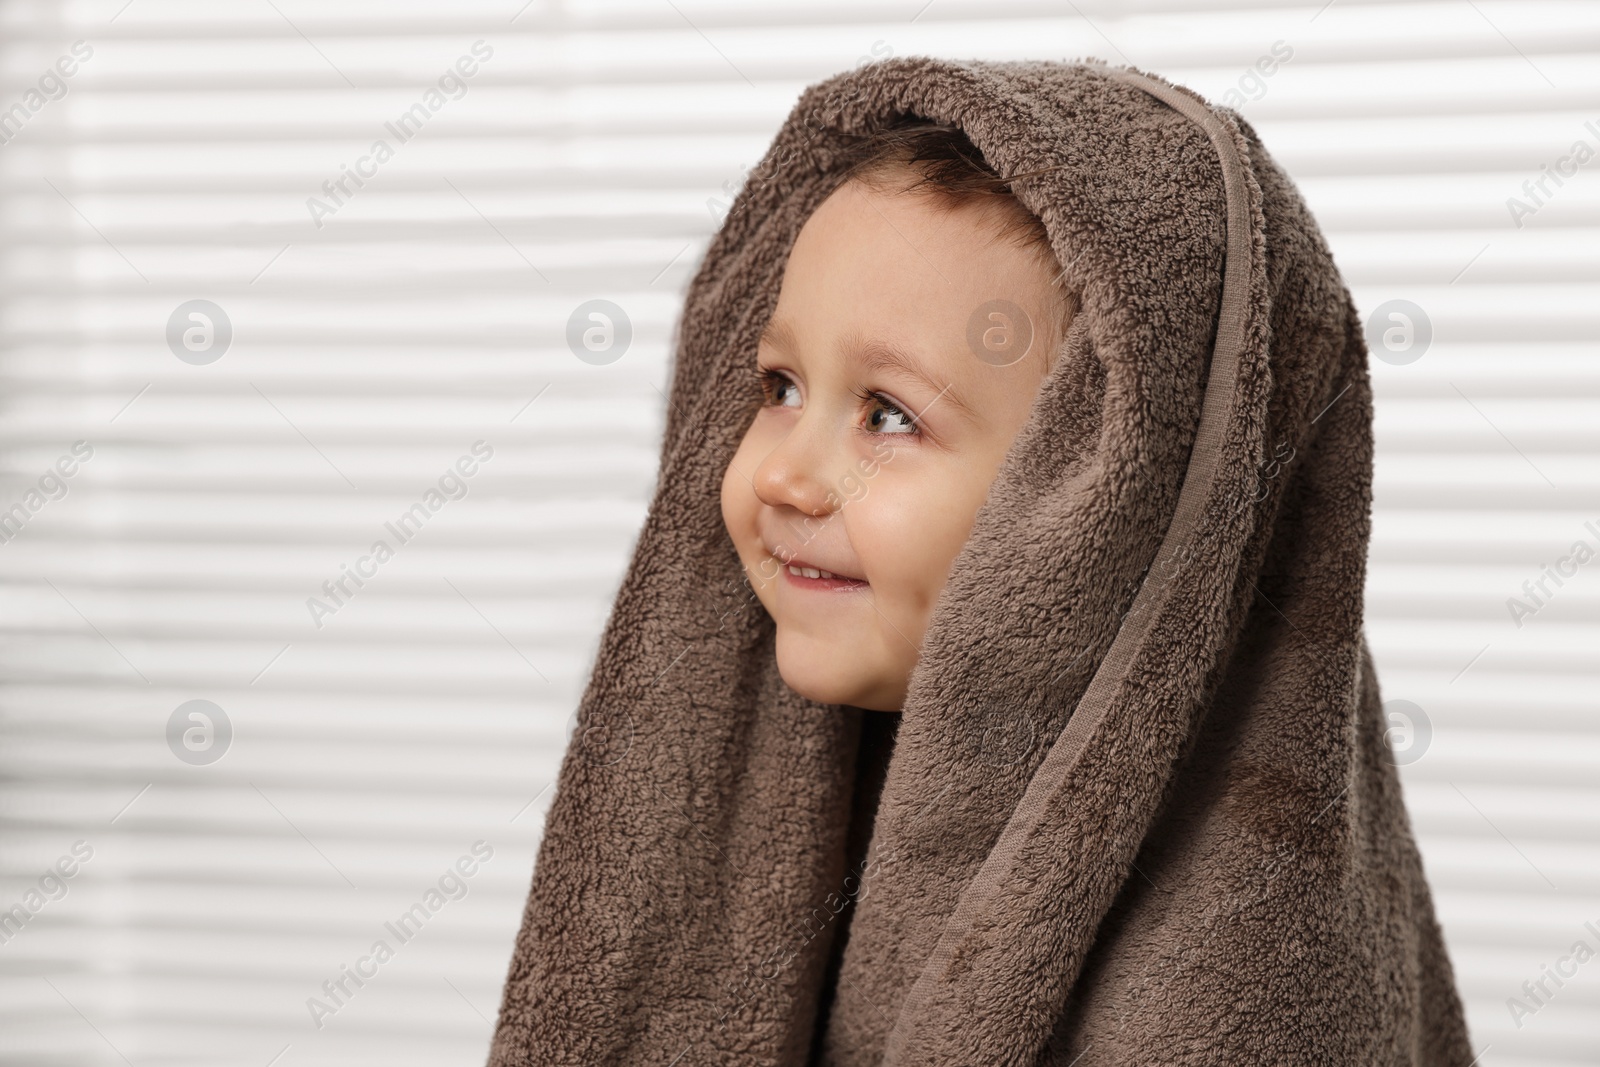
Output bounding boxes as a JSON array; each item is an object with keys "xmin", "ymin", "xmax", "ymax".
[
  {"xmin": 486, "ymin": 57, "xmax": 1475, "ymax": 1066},
  {"xmin": 809, "ymin": 710, "xmax": 899, "ymax": 1066}
]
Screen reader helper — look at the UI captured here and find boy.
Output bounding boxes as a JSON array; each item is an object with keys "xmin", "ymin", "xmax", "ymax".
[{"xmin": 488, "ymin": 60, "xmax": 1472, "ymax": 1067}]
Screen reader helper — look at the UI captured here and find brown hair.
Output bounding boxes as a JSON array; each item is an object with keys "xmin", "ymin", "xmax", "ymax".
[
  {"xmin": 839, "ymin": 120, "xmax": 1051, "ymax": 252},
  {"xmin": 833, "ymin": 116, "xmax": 1080, "ymax": 361}
]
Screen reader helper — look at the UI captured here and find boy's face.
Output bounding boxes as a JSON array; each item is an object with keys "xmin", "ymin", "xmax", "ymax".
[{"xmin": 719, "ymin": 172, "xmax": 1068, "ymax": 712}]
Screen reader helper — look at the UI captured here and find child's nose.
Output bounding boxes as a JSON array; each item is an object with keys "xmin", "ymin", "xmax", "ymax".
[{"xmin": 751, "ymin": 420, "xmax": 841, "ymax": 520}]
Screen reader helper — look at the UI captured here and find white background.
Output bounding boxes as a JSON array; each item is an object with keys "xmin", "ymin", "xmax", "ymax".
[{"xmin": 0, "ymin": 1, "xmax": 1596, "ymax": 1065}]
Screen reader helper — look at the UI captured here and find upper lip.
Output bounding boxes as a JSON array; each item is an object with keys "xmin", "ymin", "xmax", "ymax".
[{"xmin": 767, "ymin": 549, "xmax": 866, "ymax": 583}]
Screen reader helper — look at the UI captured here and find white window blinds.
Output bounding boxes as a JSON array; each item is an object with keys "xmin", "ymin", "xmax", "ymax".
[{"xmin": 0, "ymin": 2, "xmax": 1595, "ymax": 1064}]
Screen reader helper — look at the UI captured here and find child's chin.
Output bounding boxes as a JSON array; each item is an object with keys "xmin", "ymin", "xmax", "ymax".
[
  {"xmin": 774, "ymin": 633, "xmax": 898, "ymax": 710},
  {"xmin": 780, "ymin": 639, "xmax": 857, "ymax": 703}
]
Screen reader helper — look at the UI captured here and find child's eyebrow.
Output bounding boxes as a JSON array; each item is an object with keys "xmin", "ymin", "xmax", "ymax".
[
  {"xmin": 759, "ymin": 316, "xmax": 978, "ymax": 426},
  {"xmin": 853, "ymin": 338, "xmax": 978, "ymax": 426}
]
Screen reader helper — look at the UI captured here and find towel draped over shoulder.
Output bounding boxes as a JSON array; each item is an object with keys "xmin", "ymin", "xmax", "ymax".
[{"xmin": 486, "ymin": 56, "xmax": 1476, "ymax": 1067}]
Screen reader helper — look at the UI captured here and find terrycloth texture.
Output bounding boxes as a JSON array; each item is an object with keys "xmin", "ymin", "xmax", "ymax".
[
  {"xmin": 809, "ymin": 710, "xmax": 898, "ymax": 1065},
  {"xmin": 487, "ymin": 57, "xmax": 1475, "ymax": 1066}
]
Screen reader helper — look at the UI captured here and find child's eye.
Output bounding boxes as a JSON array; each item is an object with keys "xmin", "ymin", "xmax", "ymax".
[
  {"xmin": 752, "ymin": 367, "xmax": 919, "ymax": 438},
  {"xmin": 856, "ymin": 388, "xmax": 918, "ymax": 436},
  {"xmin": 754, "ymin": 367, "xmax": 800, "ymax": 408}
]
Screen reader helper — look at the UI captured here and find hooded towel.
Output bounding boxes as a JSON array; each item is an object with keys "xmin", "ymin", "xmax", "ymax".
[{"xmin": 486, "ymin": 56, "xmax": 1476, "ymax": 1067}]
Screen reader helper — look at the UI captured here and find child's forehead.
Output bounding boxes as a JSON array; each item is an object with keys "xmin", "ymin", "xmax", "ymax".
[
  {"xmin": 761, "ymin": 176, "xmax": 1073, "ymax": 396},
  {"xmin": 786, "ymin": 177, "xmax": 1066, "ymax": 311},
  {"xmin": 761, "ymin": 258, "xmax": 1068, "ymax": 388}
]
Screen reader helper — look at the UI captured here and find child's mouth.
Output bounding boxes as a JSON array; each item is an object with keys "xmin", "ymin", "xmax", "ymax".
[{"xmin": 781, "ymin": 564, "xmax": 869, "ymax": 591}]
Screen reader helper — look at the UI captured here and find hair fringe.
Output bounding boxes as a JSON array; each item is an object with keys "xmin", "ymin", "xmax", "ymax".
[{"xmin": 831, "ymin": 115, "xmax": 1081, "ymax": 351}]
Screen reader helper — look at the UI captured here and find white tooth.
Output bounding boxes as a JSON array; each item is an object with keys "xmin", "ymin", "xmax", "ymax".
[
  {"xmin": 802, "ymin": 567, "xmax": 820, "ymax": 578},
  {"xmin": 818, "ymin": 569, "xmax": 834, "ymax": 579}
]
